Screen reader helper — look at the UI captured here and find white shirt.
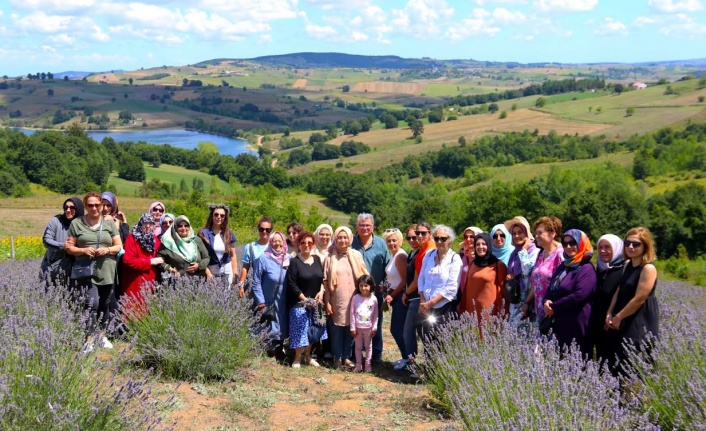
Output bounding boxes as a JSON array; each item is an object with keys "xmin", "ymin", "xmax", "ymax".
[{"xmin": 418, "ymin": 249, "xmax": 462, "ymax": 309}]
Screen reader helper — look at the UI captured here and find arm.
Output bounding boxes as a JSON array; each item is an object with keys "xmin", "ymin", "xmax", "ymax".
[
  {"xmin": 518, "ymin": 248, "xmax": 539, "ymax": 276},
  {"xmin": 121, "ymin": 235, "xmax": 153, "ymax": 271},
  {"xmin": 250, "ymin": 258, "xmax": 266, "ymax": 306},
  {"xmin": 437, "ymin": 253, "xmax": 462, "ymax": 303},
  {"xmin": 370, "ymin": 297, "xmax": 379, "ymax": 333},
  {"xmin": 229, "ymin": 239, "xmax": 238, "ymax": 287},
  {"xmin": 386, "ymin": 253, "xmax": 408, "ymax": 303},
  {"xmin": 350, "ymin": 296, "xmax": 357, "ymax": 333},
  {"xmin": 550, "ymin": 264, "xmax": 597, "ymax": 313},
  {"xmin": 608, "ymin": 264, "xmax": 657, "ymax": 330},
  {"xmin": 196, "ymin": 238, "xmax": 211, "ymax": 270},
  {"xmin": 494, "ymin": 262, "xmax": 508, "ymax": 315},
  {"xmin": 42, "ymin": 218, "xmax": 64, "ymax": 249}
]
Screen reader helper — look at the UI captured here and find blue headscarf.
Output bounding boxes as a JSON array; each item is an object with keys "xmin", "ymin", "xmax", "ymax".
[{"xmin": 490, "ymin": 224, "xmax": 513, "ymax": 266}]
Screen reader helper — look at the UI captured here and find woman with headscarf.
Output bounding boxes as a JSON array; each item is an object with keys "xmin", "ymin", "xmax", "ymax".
[
  {"xmin": 460, "ymin": 232, "xmax": 508, "ymax": 326},
  {"xmin": 198, "ymin": 204, "xmax": 238, "ymax": 288},
  {"xmin": 40, "ymin": 197, "xmax": 84, "ymax": 284},
  {"xmin": 252, "ymin": 231, "xmax": 290, "ymax": 356},
  {"xmin": 458, "ymin": 226, "xmax": 483, "ymax": 308},
  {"xmin": 323, "ymin": 226, "xmax": 369, "ymax": 369},
  {"xmin": 157, "ymin": 215, "xmax": 211, "ymax": 279},
  {"xmin": 490, "ymin": 224, "xmax": 513, "ymax": 266},
  {"xmin": 543, "ymin": 229, "xmax": 597, "ymax": 357},
  {"xmin": 120, "ymin": 213, "xmax": 163, "ymax": 321},
  {"xmin": 159, "ymin": 213, "xmax": 175, "ymax": 238},
  {"xmin": 101, "ymin": 191, "xmax": 129, "ymax": 243},
  {"xmin": 149, "ymin": 201, "xmax": 166, "ymax": 236},
  {"xmin": 504, "ymin": 217, "xmax": 539, "ymax": 326},
  {"xmin": 590, "ymin": 234, "xmax": 624, "ymax": 362},
  {"xmin": 312, "ymin": 223, "xmax": 333, "ymax": 260}
]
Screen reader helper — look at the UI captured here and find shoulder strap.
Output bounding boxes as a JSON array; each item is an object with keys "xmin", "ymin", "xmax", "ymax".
[{"xmin": 95, "ymin": 218, "xmax": 104, "ymax": 249}]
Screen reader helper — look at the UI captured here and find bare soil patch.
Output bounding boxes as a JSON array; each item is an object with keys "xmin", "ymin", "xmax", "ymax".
[
  {"xmin": 292, "ymin": 79, "xmax": 308, "ymax": 89},
  {"xmin": 351, "ymin": 82, "xmax": 426, "ymax": 95}
]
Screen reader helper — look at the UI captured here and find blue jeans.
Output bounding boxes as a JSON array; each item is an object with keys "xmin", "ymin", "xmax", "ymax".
[
  {"xmin": 403, "ymin": 297, "xmax": 420, "ymax": 359},
  {"xmin": 372, "ymin": 291, "xmax": 384, "ymax": 361},
  {"xmin": 328, "ymin": 319, "xmax": 353, "ymax": 361},
  {"xmin": 390, "ymin": 294, "xmax": 408, "ymax": 360}
]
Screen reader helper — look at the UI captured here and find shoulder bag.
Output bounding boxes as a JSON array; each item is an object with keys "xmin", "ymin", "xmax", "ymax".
[{"xmin": 70, "ymin": 218, "xmax": 104, "ymax": 281}]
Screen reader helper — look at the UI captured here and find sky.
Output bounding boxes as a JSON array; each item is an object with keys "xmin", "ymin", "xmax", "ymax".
[{"xmin": 1, "ymin": 0, "xmax": 705, "ymax": 77}]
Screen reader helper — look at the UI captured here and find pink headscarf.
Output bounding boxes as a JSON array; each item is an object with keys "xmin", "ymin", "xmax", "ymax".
[
  {"xmin": 264, "ymin": 231, "xmax": 289, "ymax": 266},
  {"xmin": 149, "ymin": 201, "xmax": 166, "ymax": 236}
]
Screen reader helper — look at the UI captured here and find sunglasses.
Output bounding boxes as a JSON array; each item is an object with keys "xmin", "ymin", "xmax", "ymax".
[
  {"xmin": 493, "ymin": 233, "xmax": 506, "ymax": 239},
  {"xmin": 153, "ymin": 207, "xmax": 164, "ymax": 213},
  {"xmin": 463, "ymin": 234, "xmax": 474, "ymax": 239},
  {"xmin": 415, "ymin": 230, "xmax": 430, "ymax": 236},
  {"xmin": 258, "ymin": 227, "xmax": 272, "ymax": 233},
  {"xmin": 300, "ymin": 240, "xmax": 314, "ymax": 246},
  {"xmin": 177, "ymin": 224, "xmax": 190, "ymax": 228},
  {"xmin": 624, "ymin": 240, "xmax": 643, "ymax": 248},
  {"xmin": 162, "ymin": 220, "xmax": 173, "ymax": 226},
  {"xmin": 406, "ymin": 236, "xmax": 417, "ymax": 241},
  {"xmin": 86, "ymin": 203, "xmax": 102, "ymax": 208},
  {"xmin": 433, "ymin": 236, "xmax": 449, "ymax": 243},
  {"xmin": 63, "ymin": 205, "xmax": 75, "ymax": 210},
  {"xmin": 562, "ymin": 239, "xmax": 578, "ymax": 247},
  {"xmin": 213, "ymin": 213, "xmax": 226, "ymax": 218}
]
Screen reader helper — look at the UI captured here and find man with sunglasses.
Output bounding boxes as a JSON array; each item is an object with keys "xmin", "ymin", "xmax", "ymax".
[
  {"xmin": 237, "ymin": 217, "xmax": 273, "ymax": 298},
  {"xmin": 351, "ymin": 213, "xmax": 390, "ymax": 365}
]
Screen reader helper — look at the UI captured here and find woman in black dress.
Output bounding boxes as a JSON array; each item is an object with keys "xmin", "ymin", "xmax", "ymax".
[
  {"xmin": 604, "ymin": 227, "xmax": 659, "ymax": 376},
  {"xmin": 590, "ymin": 234, "xmax": 624, "ymax": 363}
]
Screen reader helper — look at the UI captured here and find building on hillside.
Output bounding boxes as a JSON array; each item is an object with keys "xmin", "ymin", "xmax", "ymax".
[{"xmin": 632, "ymin": 82, "xmax": 647, "ymax": 89}]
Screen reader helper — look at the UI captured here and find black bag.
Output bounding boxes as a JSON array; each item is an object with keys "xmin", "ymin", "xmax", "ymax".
[
  {"xmin": 70, "ymin": 259, "xmax": 95, "ymax": 281},
  {"xmin": 260, "ymin": 303, "xmax": 277, "ymax": 323},
  {"xmin": 539, "ymin": 315, "xmax": 555, "ymax": 335},
  {"xmin": 504, "ymin": 278, "xmax": 521, "ymax": 304},
  {"xmin": 307, "ymin": 303, "xmax": 327, "ymax": 343}
]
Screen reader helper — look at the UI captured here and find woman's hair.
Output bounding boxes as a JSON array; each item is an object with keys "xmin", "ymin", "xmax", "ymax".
[
  {"xmin": 623, "ymin": 226, "xmax": 657, "ymax": 265},
  {"xmin": 355, "ymin": 274, "xmax": 376, "ymax": 295},
  {"xmin": 297, "ymin": 231, "xmax": 315, "ymax": 245},
  {"xmin": 382, "ymin": 228, "xmax": 403, "ymax": 243},
  {"xmin": 82, "ymin": 191, "xmax": 102, "ymax": 208},
  {"xmin": 287, "ymin": 222, "xmax": 303, "ymax": 233},
  {"xmin": 431, "ymin": 224, "xmax": 456, "ymax": 244},
  {"xmin": 533, "ymin": 216, "xmax": 562, "ymax": 240},
  {"xmin": 201, "ymin": 205, "xmax": 233, "ymax": 250},
  {"xmin": 416, "ymin": 221, "xmax": 432, "ymax": 232},
  {"xmin": 257, "ymin": 216, "xmax": 273, "ymax": 228}
]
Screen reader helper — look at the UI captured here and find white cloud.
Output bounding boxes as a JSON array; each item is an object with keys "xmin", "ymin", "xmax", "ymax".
[
  {"xmin": 351, "ymin": 30, "xmax": 369, "ymax": 41},
  {"xmin": 593, "ymin": 17, "xmax": 628, "ymax": 36},
  {"xmin": 49, "ymin": 33, "xmax": 75, "ymax": 45},
  {"xmin": 446, "ymin": 9, "xmax": 501, "ymax": 40},
  {"xmin": 9, "ymin": 0, "xmax": 96, "ymax": 13},
  {"xmin": 14, "ymin": 12, "xmax": 72, "ymax": 33},
  {"xmin": 42, "ymin": 45, "xmax": 56, "ymax": 53},
  {"xmin": 535, "ymin": 0, "xmax": 598, "ymax": 12},
  {"xmin": 659, "ymin": 13, "xmax": 706, "ymax": 34},
  {"xmin": 259, "ymin": 34, "xmax": 273, "ymax": 43},
  {"xmin": 91, "ymin": 25, "xmax": 110, "ymax": 42},
  {"xmin": 648, "ymin": 0, "xmax": 703, "ymax": 13},
  {"xmin": 391, "ymin": 0, "xmax": 455, "ymax": 37},
  {"xmin": 633, "ymin": 16, "xmax": 658, "ymax": 26},
  {"xmin": 492, "ymin": 7, "xmax": 526, "ymax": 24},
  {"xmin": 302, "ymin": 0, "xmax": 368, "ymax": 10},
  {"xmin": 475, "ymin": 0, "xmax": 527, "ymax": 4},
  {"xmin": 305, "ymin": 23, "xmax": 338, "ymax": 38}
]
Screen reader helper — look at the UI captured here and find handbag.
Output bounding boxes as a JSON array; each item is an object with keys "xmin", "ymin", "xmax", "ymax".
[
  {"xmin": 539, "ymin": 315, "xmax": 555, "ymax": 335},
  {"xmin": 504, "ymin": 278, "xmax": 521, "ymax": 304},
  {"xmin": 307, "ymin": 304, "xmax": 327, "ymax": 343},
  {"xmin": 70, "ymin": 218, "xmax": 103, "ymax": 281}
]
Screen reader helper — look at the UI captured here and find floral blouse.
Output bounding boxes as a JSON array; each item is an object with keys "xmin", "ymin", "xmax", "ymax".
[{"xmin": 529, "ymin": 245, "xmax": 563, "ymax": 321}]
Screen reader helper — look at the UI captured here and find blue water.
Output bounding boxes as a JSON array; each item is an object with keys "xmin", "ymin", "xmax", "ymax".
[{"xmin": 17, "ymin": 128, "xmax": 255, "ymax": 157}]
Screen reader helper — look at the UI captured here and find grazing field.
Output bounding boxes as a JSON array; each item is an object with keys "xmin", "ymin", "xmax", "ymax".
[
  {"xmin": 107, "ymin": 163, "xmax": 232, "ymax": 197},
  {"xmin": 351, "ymin": 81, "xmax": 426, "ymax": 94}
]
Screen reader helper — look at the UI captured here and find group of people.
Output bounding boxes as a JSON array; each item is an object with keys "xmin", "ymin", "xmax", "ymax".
[{"xmin": 41, "ymin": 195, "xmax": 659, "ymax": 376}]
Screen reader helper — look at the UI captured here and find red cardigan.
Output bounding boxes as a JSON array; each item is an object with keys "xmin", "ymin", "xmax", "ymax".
[{"xmin": 120, "ymin": 233, "xmax": 161, "ymax": 319}]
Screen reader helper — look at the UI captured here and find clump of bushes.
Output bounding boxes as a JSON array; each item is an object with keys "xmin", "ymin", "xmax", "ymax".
[
  {"xmin": 0, "ymin": 261, "xmax": 166, "ymax": 431},
  {"xmin": 124, "ymin": 277, "xmax": 265, "ymax": 381}
]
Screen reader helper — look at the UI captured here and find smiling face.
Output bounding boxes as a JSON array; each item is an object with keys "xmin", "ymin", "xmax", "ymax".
[
  {"xmin": 624, "ymin": 235, "xmax": 644, "ymax": 260},
  {"xmin": 406, "ymin": 228, "xmax": 420, "ymax": 250},
  {"xmin": 463, "ymin": 230, "xmax": 475, "ymax": 247},
  {"xmin": 85, "ymin": 197, "xmax": 103, "ymax": 218},
  {"xmin": 102, "ymin": 199, "xmax": 112, "ymax": 216},
  {"xmin": 176, "ymin": 221, "xmax": 190, "ymax": 238},
  {"xmin": 161, "ymin": 217, "xmax": 173, "ymax": 231},
  {"xmin": 271, "ymin": 234, "xmax": 284, "ymax": 252},
  {"xmin": 141, "ymin": 222, "xmax": 155, "ymax": 234},
  {"xmin": 475, "ymin": 238, "xmax": 488, "ymax": 257},
  {"xmin": 597, "ymin": 239, "xmax": 613, "ymax": 263},
  {"xmin": 299, "ymin": 235, "xmax": 314, "ymax": 257},
  {"xmin": 358, "ymin": 283, "xmax": 372, "ymax": 297},
  {"xmin": 562, "ymin": 235, "xmax": 578, "ymax": 258},
  {"xmin": 317, "ymin": 228, "xmax": 331, "ymax": 248},
  {"xmin": 386, "ymin": 235, "xmax": 400, "ymax": 253},
  {"xmin": 151, "ymin": 205, "xmax": 164, "ymax": 220},
  {"xmin": 63, "ymin": 201, "xmax": 77, "ymax": 220},
  {"xmin": 511, "ymin": 225, "xmax": 527, "ymax": 246},
  {"xmin": 258, "ymin": 221, "xmax": 272, "ymax": 241},
  {"xmin": 492, "ymin": 230, "xmax": 506, "ymax": 247},
  {"xmin": 534, "ymin": 225, "xmax": 554, "ymax": 248},
  {"xmin": 212, "ymin": 210, "xmax": 226, "ymax": 227},
  {"xmin": 357, "ymin": 218, "xmax": 373, "ymax": 239},
  {"xmin": 335, "ymin": 231, "xmax": 350, "ymax": 250}
]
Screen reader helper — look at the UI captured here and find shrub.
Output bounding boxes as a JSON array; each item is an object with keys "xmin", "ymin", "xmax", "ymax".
[
  {"xmin": 0, "ymin": 261, "xmax": 165, "ymax": 431},
  {"xmin": 421, "ymin": 313, "xmax": 653, "ymax": 430},
  {"xmin": 124, "ymin": 277, "xmax": 265, "ymax": 381}
]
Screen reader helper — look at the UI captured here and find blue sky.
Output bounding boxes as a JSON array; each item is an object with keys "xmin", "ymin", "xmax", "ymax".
[{"xmin": 1, "ymin": 0, "xmax": 705, "ymax": 77}]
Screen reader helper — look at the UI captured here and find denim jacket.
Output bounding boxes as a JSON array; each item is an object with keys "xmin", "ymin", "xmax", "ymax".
[{"xmin": 199, "ymin": 228, "xmax": 237, "ymax": 267}]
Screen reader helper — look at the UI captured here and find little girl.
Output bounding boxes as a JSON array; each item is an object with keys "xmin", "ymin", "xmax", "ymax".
[{"xmin": 350, "ymin": 275, "xmax": 379, "ymax": 373}]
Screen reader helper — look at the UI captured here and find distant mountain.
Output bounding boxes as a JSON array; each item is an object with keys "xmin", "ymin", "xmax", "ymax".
[
  {"xmin": 250, "ymin": 52, "xmax": 432, "ymax": 69},
  {"xmin": 633, "ymin": 58, "xmax": 706, "ymax": 67},
  {"xmin": 53, "ymin": 71, "xmax": 95, "ymax": 80}
]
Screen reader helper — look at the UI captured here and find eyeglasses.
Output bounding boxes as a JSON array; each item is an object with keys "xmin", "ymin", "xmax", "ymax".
[
  {"xmin": 624, "ymin": 240, "xmax": 643, "ymax": 248},
  {"xmin": 162, "ymin": 220, "xmax": 173, "ymax": 226},
  {"xmin": 415, "ymin": 230, "xmax": 430, "ymax": 236},
  {"xmin": 213, "ymin": 213, "xmax": 226, "ymax": 218},
  {"xmin": 63, "ymin": 205, "xmax": 75, "ymax": 210},
  {"xmin": 463, "ymin": 234, "xmax": 474, "ymax": 239},
  {"xmin": 358, "ymin": 224, "xmax": 373, "ymax": 229},
  {"xmin": 258, "ymin": 227, "xmax": 272, "ymax": 233},
  {"xmin": 86, "ymin": 203, "xmax": 102, "ymax": 208},
  {"xmin": 153, "ymin": 207, "xmax": 164, "ymax": 213},
  {"xmin": 300, "ymin": 240, "xmax": 314, "ymax": 246},
  {"xmin": 177, "ymin": 224, "xmax": 190, "ymax": 228},
  {"xmin": 433, "ymin": 236, "xmax": 449, "ymax": 243},
  {"xmin": 562, "ymin": 239, "xmax": 578, "ymax": 247},
  {"xmin": 493, "ymin": 233, "xmax": 506, "ymax": 239},
  {"xmin": 406, "ymin": 236, "xmax": 417, "ymax": 241}
]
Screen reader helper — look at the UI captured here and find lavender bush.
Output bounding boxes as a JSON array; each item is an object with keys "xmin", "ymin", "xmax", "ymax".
[
  {"xmin": 123, "ymin": 277, "xmax": 265, "ymax": 381},
  {"xmin": 625, "ymin": 281, "xmax": 706, "ymax": 430},
  {"xmin": 422, "ymin": 313, "xmax": 655, "ymax": 430},
  {"xmin": 0, "ymin": 261, "xmax": 167, "ymax": 431}
]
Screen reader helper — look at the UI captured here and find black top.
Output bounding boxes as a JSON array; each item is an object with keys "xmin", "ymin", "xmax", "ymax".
[
  {"xmin": 405, "ymin": 249, "xmax": 419, "ymax": 300},
  {"xmin": 286, "ymin": 255, "xmax": 324, "ymax": 307},
  {"xmin": 591, "ymin": 263, "xmax": 624, "ymax": 359}
]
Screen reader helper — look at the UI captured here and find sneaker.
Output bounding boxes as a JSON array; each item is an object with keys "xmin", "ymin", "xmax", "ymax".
[
  {"xmin": 81, "ymin": 341, "xmax": 95, "ymax": 354},
  {"xmin": 365, "ymin": 364, "xmax": 372, "ymax": 373},
  {"xmin": 393, "ymin": 359, "xmax": 408, "ymax": 371},
  {"xmin": 292, "ymin": 361, "xmax": 301, "ymax": 368},
  {"xmin": 333, "ymin": 358, "xmax": 342, "ymax": 369},
  {"xmin": 100, "ymin": 337, "xmax": 113, "ymax": 349},
  {"xmin": 308, "ymin": 358, "xmax": 320, "ymax": 367},
  {"xmin": 343, "ymin": 359, "xmax": 355, "ymax": 368},
  {"xmin": 391, "ymin": 358, "xmax": 405, "ymax": 367}
]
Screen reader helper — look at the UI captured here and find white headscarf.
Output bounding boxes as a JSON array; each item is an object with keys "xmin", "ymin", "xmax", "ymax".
[{"xmin": 596, "ymin": 234, "xmax": 624, "ymax": 272}]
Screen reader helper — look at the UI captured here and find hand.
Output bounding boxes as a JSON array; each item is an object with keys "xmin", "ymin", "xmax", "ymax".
[
  {"xmin": 522, "ymin": 241, "xmax": 531, "ymax": 250},
  {"xmin": 64, "ymin": 238, "xmax": 75, "ymax": 249},
  {"xmin": 116, "ymin": 211, "xmax": 126, "ymax": 222},
  {"xmin": 84, "ymin": 248, "xmax": 96, "ymax": 258},
  {"xmin": 506, "ymin": 274, "xmax": 513, "ymax": 281},
  {"xmin": 168, "ymin": 266, "xmax": 179, "ymax": 274},
  {"xmin": 315, "ymin": 290, "xmax": 324, "ymax": 304},
  {"xmin": 325, "ymin": 302, "xmax": 333, "ymax": 316},
  {"xmin": 543, "ymin": 300, "xmax": 554, "ymax": 317},
  {"xmin": 150, "ymin": 257, "xmax": 164, "ymax": 266},
  {"xmin": 371, "ymin": 330, "xmax": 377, "ymax": 338},
  {"xmin": 401, "ymin": 293, "xmax": 408, "ymax": 306},
  {"xmin": 257, "ymin": 303, "xmax": 266, "ymax": 310},
  {"xmin": 521, "ymin": 303, "xmax": 530, "ymax": 319},
  {"xmin": 238, "ymin": 287, "xmax": 245, "ymax": 298},
  {"xmin": 186, "ymin": 262, "xmax": 199, "ymax": 273},
  {"xmin": 607, "ymin": 314, "xmax": 622, "ymax": 330},
  {"xmin": 94, "ymin": 247, "xmax": 109, "ymax": 257},
  {"xmin": 385, "ymin": 295, "xmax": 393, "ymax": 304},
  {"xmin": 419, "ymin": 301, "xmax": 430, "ymax": 317},
  {"xmin": 351, "ymin": 331, "xmax": 356, "ymax": 338},
  {"xmin": 103, "ymin": 214, "xmax": 115, "ymax": 222}
]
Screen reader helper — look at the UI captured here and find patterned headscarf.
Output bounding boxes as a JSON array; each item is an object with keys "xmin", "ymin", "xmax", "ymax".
[
  {"xmin": 562, "ymin": 229, "xmax": 594, "ymax": 269},
  {"xmin": 264, "ymin": 231, "xmax": 290, "ymax": 266},
  {"xmin": 101, "ymin": 191, "xmax": 119, "ymax": 216},
  {"xmin": 596, "ymin": 234, "xmax": 624, "ymax": 272},
  {"xmin": 490, "ymin": 224, "xmax": 514, "ymax": 266},
  {"xmin": 132, "ymin": 213, "xmax": 157, "ymax": 253},
  {"xmin": 329, "ymin": 226, "xmax": 369, "ymax": 289},
  {"xmin": 160, "ymin": 215, "xmax": 198, "ymax": 262}
]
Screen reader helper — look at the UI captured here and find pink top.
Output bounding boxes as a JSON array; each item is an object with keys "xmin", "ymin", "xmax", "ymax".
[
  {"xmin": 350, "ymin": 294, "xmax": 379, "ymax": 331},
  {"xmin": 529, "ymin": 245, "xmax": 564, "ymax": 321},
  {"xmin": 323, "ymin": 253, "xmax": 358, "ymax": 326}
]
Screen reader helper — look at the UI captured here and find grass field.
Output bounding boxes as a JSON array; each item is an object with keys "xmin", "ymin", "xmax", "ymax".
[{"xmin": 107, "ymin": 163, "xmax": 232, "ymax": 196}]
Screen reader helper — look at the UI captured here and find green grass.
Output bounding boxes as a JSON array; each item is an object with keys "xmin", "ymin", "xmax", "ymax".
[{"xmin": 108, "ymin": 163, "xmax": 232, "ymax": 196}]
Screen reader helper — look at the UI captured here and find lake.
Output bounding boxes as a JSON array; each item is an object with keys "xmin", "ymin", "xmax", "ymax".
[{"xmin": 17, "ymin": 128, "xmax": 255, "ymax": 157}]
